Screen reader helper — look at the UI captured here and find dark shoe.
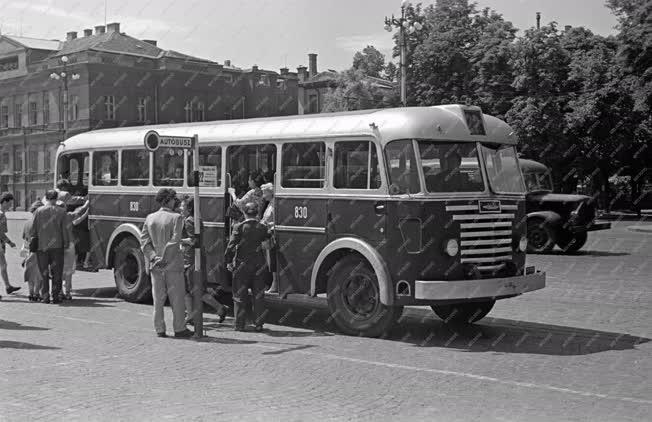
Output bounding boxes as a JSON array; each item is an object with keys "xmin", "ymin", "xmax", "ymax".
[
  {"xmin": 217, "ymin": 307, "xmax": 228, "ymax": 323},
  {"xmin": 156, "ymin": 332, "xmax": 167, "ymax": 338},
  {"xmin": 6, "ymin": 285, "xmax": 21, "ymax": 295},
  {"xmin": 63, "ymin": 293, "xmax": 72, "ymax": 301},
  {"xmin": 41, "ymin": 297, "xmax": 51, "ymax": 304},
  {"xmin": 28, "ymin": 295, "xmax": 35, "ymax": 302},
  {"xmin": 51, "ymin": 298, "xmax": 61, "ymax": 304},
  {"xmin": 174, "ymin": 329, "xmax": 194, "ymax": 338}
]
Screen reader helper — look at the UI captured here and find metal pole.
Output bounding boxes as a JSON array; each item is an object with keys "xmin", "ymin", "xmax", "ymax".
[
  {"xmin": 62, "ymin": 66, "xmax": 68, "ymax": 140},
  {"xmin": 191, "ymin": 134, "xmax": 204, "ymax": 338},
  {"xmin": 400, "ymin": 7, "xmax": 407, "ymax": 107}
]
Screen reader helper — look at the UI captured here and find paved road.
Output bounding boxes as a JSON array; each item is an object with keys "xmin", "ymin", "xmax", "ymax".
[{"xmin": 1, "ymin": 221, "xmax": 651, "ymax": 421}]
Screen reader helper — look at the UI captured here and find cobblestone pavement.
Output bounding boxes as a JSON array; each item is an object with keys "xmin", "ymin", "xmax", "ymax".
[{"xmin": 1, "ymin": 221, "xmax": 651, "ymax": 421}]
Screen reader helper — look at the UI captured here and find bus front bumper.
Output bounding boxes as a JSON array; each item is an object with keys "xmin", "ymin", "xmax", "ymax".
[{"xmin": 414, "ymin": 272, "xmax": 546, "ymax": 301}]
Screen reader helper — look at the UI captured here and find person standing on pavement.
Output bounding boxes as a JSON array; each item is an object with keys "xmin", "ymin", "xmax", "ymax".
[
  {"xmin": 56, "ymin": 191, "xmax": 82, "ymax": 301},
  {"xmin": 141, "ymin": 188, "xmax": 193, "ymax": 338},
  {"xmin": 30, "ymin": 190, "xmax": 69, "ymax": 304},
  {"xmin": 260, "ymin": 183, "xmax": 278, "ymax": 293},
  {"xmin": 225, "ymin": 202, "xmax": 271, "ymax": 332},
  {"xmin": 179, "ymin": 196, "xmax": 228, "ymax": 324},
  {"xmin": 0, "ymin": 192, "xmax": 21, "ymax": 300},
  {"xmin": 21, "ymin": 200, "xmax": 43, "ymax": 302}
]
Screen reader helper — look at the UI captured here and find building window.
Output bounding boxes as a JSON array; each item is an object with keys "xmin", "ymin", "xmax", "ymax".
[
  {"xmin": 14, "ymin": 190, "xmax": 21, "ymax": 209},
  {"xmin": 14, "ymin": 149, "xmax": 23, "ymax": 172},
  {"xmin": 43, "ymin": 93, "xmax": 50, "ymax": 125},
  {"xmin": 223, "ymin": 74, "xmax": 233, "ymax": 84},
  {"xmin": 2, "ymin": 153, "xmax": 9, "ymax": 169},
  {"xmin": 184, "ymin": 101, "xmax": 193, "ymax": 122},
  {"xmin": 70, "ymin": 95, "xmax": 79, "ymax": 121},
  {"xmin": 194, "ymin": 102, "xmax": 205, "ymax": 122},
  {"xmin": 257, "ymin": 74, "xmax": 270, "ymax": 87},
  {"xmin": 0, "ymin": 105, "xmax": 7, "ymax": 128},
  {"xmin": 104, "ymin": 95, "xmax": 115, "ymax": 120},
  {"xmin": 0, "ymin": 56, "xmax": 19, "ymax": 72},
  {"xmin": 44, "ymin": 149, "xmax": 51, "ymax": 172},
  {"xmin": 308, "ymin": 94, "xmax": 318, "ymax": 114},
  {"xmin": 137, "ymin": 97, "xmax": 148, "ymax": 122},
  {"xmin": 29, "ymin": 102, "xmax": 37, "ymax": 126},
  {"xmin": 14, "ymin": 103, "xmax": 23, "ymax": 127},
  {"xmin": 29, "ymin": 190, "xmax": 37, "ymax": 205},
  {"xmin": 281, "ymin": 142, "xmax": 326, "ymax": 188},
  {"xmin": 334, "ymin": 141, "xmax": 381, "ymax": 189},
  {"xmin": 28, "ymin": 150, "xmax": 38, "ymax": 173},
  {"xmin": 276, "ymin": 79, "xmax": 287, "ymax": 90}
]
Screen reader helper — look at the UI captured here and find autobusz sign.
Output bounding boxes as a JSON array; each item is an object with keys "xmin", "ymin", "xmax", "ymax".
[{"xmin": 144, "ymin": 130, "xmax": 194, "ymax": 151}]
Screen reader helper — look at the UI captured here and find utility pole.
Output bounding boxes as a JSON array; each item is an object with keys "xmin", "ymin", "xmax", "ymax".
[{"xmin": 50, "ymin": 55, "xmax": 80, "ymax": 141}]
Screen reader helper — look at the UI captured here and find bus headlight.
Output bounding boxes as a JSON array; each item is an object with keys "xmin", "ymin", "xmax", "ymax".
[
  {"xmin": 445, "ymin": 239, "xmax": 459, "ymax": 256},
  {"xmin": 519, "ymin": 235, "xmax": 528, "ymax": 252}
]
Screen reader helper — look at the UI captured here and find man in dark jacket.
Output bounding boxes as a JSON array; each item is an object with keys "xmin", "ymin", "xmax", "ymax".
[
  {"xmin": 225, "ymin": 202, "xmax": 271, "ymax": 331},
  {"xmin": 30, "ymin": 190, "xmax": 70, "ymax": 304}
]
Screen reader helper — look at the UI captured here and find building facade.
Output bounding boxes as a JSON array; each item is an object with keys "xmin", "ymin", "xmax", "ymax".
[{"xmin": 0, "ymin": 23, "xmax": 298, "ymax": 209}]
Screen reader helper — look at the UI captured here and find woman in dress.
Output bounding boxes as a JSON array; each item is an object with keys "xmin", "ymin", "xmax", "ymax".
[
  {"xmin": 260, "ymin": 183, "xmax": 277, "ymax": 293},
  {"xmin": 228, "ymin": 170, "xmax": 266, "ymax": 219}
]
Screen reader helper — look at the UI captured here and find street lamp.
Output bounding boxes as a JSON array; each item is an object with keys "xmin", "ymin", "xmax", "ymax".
[
  {"xmin": 385, "ymin": 0, "xmax": 424, "ymax": 107},
  {"xmin": 50, "ymin": 55, "xmax": 80, "ymax": 140}
]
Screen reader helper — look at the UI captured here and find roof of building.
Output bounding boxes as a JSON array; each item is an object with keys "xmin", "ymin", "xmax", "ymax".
[
  {"xmin": 2, "ymin": 35, "xmax": 61, "ymax": 51},
  {"xmin": 59, "ymin": 105, "xmax": 517, "ymax": 154}
]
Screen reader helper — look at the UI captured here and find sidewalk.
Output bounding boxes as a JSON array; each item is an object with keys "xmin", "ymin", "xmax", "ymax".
[
  {"xmin": 598, "ymin": 211, "xmax": 650, "ymax": 222},
  {"xmin": 626, "ymin": 225, "xmax": 652, "ymax": 233},
  {"xmin": 6, "ymin": 211, "xmax": 31, "ymax": 220}
]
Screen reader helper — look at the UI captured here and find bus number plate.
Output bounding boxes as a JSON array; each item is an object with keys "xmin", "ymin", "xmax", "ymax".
[{"xmin": 294, "ymin": 206, "xmax": 308, "ymax": 219}]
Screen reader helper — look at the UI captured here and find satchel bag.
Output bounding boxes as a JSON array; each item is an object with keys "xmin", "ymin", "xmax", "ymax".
[{"xmin": 29, "ymin": 236, "xmax": 39, "ymax": 253}]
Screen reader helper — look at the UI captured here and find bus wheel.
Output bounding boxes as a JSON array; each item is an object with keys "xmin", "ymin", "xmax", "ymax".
[
  {"xmin": 113, "ymin": 237, "xmax": 151, "ymax": 303},
  {"xmin": 326, "ymin": 256, "xmax": 402, "ymax": 337},
  {"xmin": 527, "ymin": 218, "xmax": 555, "ymax": 253},
  {"xmin": 431, "ymin": 300, "xmax": 495, "ymax": 324},
  {"xmin": 556, "ymin": 231, "xmax": 587, "ymax": 253}
]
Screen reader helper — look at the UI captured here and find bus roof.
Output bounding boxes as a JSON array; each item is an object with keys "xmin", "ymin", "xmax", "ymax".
[
  {"xmin": 59, "ymin": 105, "xmax": 517, "ymax": 153},
  {"xmin": 519, "ymin": 159, "xmax": 550, "ymax": 173}
]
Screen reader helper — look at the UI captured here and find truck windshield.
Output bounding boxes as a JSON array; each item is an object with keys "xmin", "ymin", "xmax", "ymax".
[
  {"xmin": 480, "ymin": 144, "xmax": 525, "ymax": 193},
  {"xmin": 524, "ymin": 171, "xmax": 553, "ymax": 192},
  {"xmin": 418, "ymin": 141, "xmax": 484, "ymax": 192}
]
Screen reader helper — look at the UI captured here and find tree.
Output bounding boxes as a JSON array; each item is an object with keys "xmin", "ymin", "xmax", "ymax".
[
  {"xmin": 321, "ymin": 69, "xmax": 397, "ymax": 112},
  {"xmin": 352, "ymin": 46, "xmax": 386, "ymax": 78}
]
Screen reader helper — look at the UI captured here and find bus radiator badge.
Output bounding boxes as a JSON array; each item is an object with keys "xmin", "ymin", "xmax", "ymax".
[{"xmin": 478, "ymin": 200, "xmax": 501, "ymax": 213}]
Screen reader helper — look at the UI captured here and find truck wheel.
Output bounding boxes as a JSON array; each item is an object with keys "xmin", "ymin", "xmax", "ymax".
[
  {"xmin": 326, "ymin": 256, "xmax": 402, "ymax": 337},
  {"xmin": 527, "ymin": 218, "xmax": 555, "ymax": 253},
  {"xmin": 113, "ymin": 237, "xmax": 151, "ymax": 303},
  {"xmin": 431, "ymin": 300, "xmax": 495, "ymax": 324},
  {"xmin": 557, "ymin": 231, "xmax": 588, "ymax": 253}
]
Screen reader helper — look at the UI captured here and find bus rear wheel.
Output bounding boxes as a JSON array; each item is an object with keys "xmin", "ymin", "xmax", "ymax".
[
  {"xmin": 431, "ymin": 300, "xmax": 495, "ymax": 324},
  {"xmin": 113, "ymin": 237, "xmax": 151, "ymax": 303},
  {"xmin": 326, "ymin": 256, "xmax": 402, "ymax": 337}
]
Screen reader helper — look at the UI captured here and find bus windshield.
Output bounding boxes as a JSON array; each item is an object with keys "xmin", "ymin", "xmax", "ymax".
[
  {"xmin": 418, "ymin": 141, "xmax": 484, "ymax": 193},
  {"xmin": 480, "ymin": 144, "xmax": 525, "ymax": 193}
]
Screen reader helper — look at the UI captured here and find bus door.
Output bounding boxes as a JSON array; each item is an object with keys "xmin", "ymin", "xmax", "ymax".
[
  {"xmin": 328, "ymin": 140, "xmax": 386, "ymax": 244},
  {"xmin": 275, "ymin": 141, "xmax": 329, "ymax": 295}
]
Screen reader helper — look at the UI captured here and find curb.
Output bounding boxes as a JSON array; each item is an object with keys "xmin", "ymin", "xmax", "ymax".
[{"xmin": 626, "ymin": 225, "xmax": 652, "ymax": 234}]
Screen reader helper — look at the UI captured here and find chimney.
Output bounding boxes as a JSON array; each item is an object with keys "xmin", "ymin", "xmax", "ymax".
[
  {"xmin": 66, "ymin": 31, "xmax": 77, "ymax": 41},
  {"xmin": 224, "ymin": 59, "xmax": 231, "ymax": 67},
  {"xmin": 536, "ymin": 12, "xmax": 541, "ymax": 29},
  {"xmin": 297, "ymin": 65, "xmax": 308, "ymax": 82},
  {"xmin": 143, "ymin": 39, "xmax": 157, "ymax": 46},
  {"xmin": 83, "ymin": 29, "xmax": 93, "ymax": 37},
  {"xmin": 280, "ymin": 67, "xmax": 289, "ymax": 75},
  {"xmin": 308, "ymin": 53, "xmax": 317, "ymax": 78},
  {"xmin": 106, "ymin": 22, "xmax": 120, "ymax": 33},
  {"xmin": 95, "ymin": 25, "xmax": 106, "ymax": 35},
  {"xmin": 252, "ymin": 65, "xmax": 258, "ymax": 72}
]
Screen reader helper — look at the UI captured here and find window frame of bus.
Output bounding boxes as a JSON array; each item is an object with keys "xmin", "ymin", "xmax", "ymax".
[
  {"xmin": 153, "ymin": 147, "xmax": 185, "ymax": 187},
  {"xmin": 57, "ymin": 152, "xmax": 89, "ymax": 194},
  {"xmin": 416, "ymin": 141, "xmax": 487, "ymax": 194},
  {"xmin": 119, "ymin": 148, "xmax": 151, "ymax": 187},
  {"xmin": 479, "ymin": 143, "xmax": 526, "ymax": 195},
  {"xmin": 91, "ymin": 150, "xmax": 119, "ymax": 187},
  {"xmin": 280, "ymin": 141, "xmax": 326, "ymax": 189},
  {"xmin": 333, "ymin": 140, "xmax": 382, "ymax": 191},
  {"xmin": 226, "ymin": 143, "xmax": 277, "ymax": 195},
  {"xmin": 185, "ymin": 145, "xmax": 222, "ymax": 189},
  {"xmin": 384, "ymin": 139, "xmax": 422, "ymax": 195}
]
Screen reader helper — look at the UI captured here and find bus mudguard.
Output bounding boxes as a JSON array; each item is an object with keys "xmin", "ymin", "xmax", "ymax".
[
  {"xmin": 105, "ymin": 223, "xmax": 142, "ymax": 267},
  {"xmin": 310, "ymin": 237, "xmax": 393, "ymax": 306}
]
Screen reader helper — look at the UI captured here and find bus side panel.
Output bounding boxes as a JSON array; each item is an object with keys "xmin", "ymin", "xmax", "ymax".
[
  {"xmin": 200, "ymin": 195, "xmax": 226, "ymax": 288},
  {"xmin": 119, "ymin": 193, "xmax": 153, "ymax": 219},
  {"xmin": 327, "ymin": 198, "xmax": 386, "ymax": 244},
  {"xmin": 275, "ymin": 196, "xmax": 329, "ymax": 295}
]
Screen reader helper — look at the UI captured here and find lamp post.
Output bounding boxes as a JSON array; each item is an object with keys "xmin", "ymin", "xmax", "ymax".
[
  {"xmin": 385, "ymin": 0, "xmax": 423, "ymax": 107},
  {"xmin": 50, "ymin": 55, "xmax": 80, "ymax": 140}
]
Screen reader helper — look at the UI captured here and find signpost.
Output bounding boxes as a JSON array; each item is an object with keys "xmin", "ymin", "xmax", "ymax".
[{"xmin": 144, "ymin": 130, "xmax": 204, "ymax": 339}]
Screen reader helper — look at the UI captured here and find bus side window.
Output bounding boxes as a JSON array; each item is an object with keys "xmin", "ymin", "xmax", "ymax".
[
  {"xmin": 281, "ymin": 142, "xmax": 325, "ymax": 188},
  {"xmin": 154, "ymin": 148, "xmax": 184, "ymax": 187},
  {"xmin": 92, "ymin": 151, "xmax": 118, "ymax": 186},
  {"xmin": 57, "ymin": 152, "xmax": 89, "ymax": 196},
  {"xmin": 333, "ymin": 141, "xmax": 381, "ymax": 190},
  {"xmin": 187, "ymin": 146, "xmax": 221, "ymax": 187},
  {"xmin": 385, "ymin": 140, "xmax": 419, "ymax": 194},
  {"xmin": 227, "ymin": 144, "xmax": 276, "ymax": 195},
  {"xmin": 121, "ymin": 149, "xmax": 150, "ymax": 186}
]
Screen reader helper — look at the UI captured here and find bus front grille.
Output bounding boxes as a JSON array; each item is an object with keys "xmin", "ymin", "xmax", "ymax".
[{"xmin": 447, "ymin": 202, "xmax": 518, "ymax": 270}]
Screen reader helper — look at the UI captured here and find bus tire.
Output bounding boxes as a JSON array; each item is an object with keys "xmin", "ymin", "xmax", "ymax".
[
  {"xmin": 556, "ymin": 231, "xmax": 587, "ymax": 253},
  {"xmin": 113, "ymin": 237, "xmax": 151, "ymax": 303},
  {"xmin": 326, "ymin": 256, "xmax": 402, "ymax": 337},
  {"xmin": 527, "ymin": 218, "xmax": 555, "ymax": 253},
  {"xmin": 431, "ymin": 300, "xmax": 495, "ymax": 324}
]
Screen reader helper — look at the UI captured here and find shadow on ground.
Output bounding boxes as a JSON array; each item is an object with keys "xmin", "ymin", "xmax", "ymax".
[
  {"xmin": 0, "ymin": 340, "xmax": 59, "ymax": 350},
  {"xmin": 0, "ymin": 319, "xmax": 50, "ymax": 331},
  {"xmin": 543, "ymin": 250, "xmax": 630, "ymax": 257}
]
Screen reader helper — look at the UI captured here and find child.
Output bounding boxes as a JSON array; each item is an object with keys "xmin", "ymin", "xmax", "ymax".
[{"xmin": 22, "ymin": 201, "xmax": 43, "ymax": 301}]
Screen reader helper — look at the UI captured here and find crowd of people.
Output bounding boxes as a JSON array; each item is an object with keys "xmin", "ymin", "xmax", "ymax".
[{"xmin": 0, "ymin": 170, "xmax": 277, "ymax": 338}]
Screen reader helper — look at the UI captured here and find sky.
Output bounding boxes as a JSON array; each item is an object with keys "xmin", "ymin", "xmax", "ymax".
[{"xmin": 1, "ymin": 0, "xmax": 620, "ymax": 72}]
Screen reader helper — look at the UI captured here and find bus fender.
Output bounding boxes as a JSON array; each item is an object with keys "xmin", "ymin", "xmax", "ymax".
[
  {"xmin": 310, "ymin": 237, "xmax": 393, "ymax": 306},
  {"xmin": 105, "ymin": 223, "xmax": 142, "ymax": 267}
]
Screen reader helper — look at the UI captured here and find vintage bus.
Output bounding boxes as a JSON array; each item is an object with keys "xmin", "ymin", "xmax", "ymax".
[{"xmin": 56, "ymin": 105, "xmax": 545, "ymax": 337}]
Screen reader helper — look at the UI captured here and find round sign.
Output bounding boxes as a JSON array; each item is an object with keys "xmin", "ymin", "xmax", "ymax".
[{"xmin": 144, "ymin": 130, "xmax": 160, "ymax": 151}]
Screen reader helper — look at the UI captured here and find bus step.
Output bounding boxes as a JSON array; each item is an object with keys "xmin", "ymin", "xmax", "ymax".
[{"xmin": 264, "ymin": 292, "xmax": 328, "ymax": 310}]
